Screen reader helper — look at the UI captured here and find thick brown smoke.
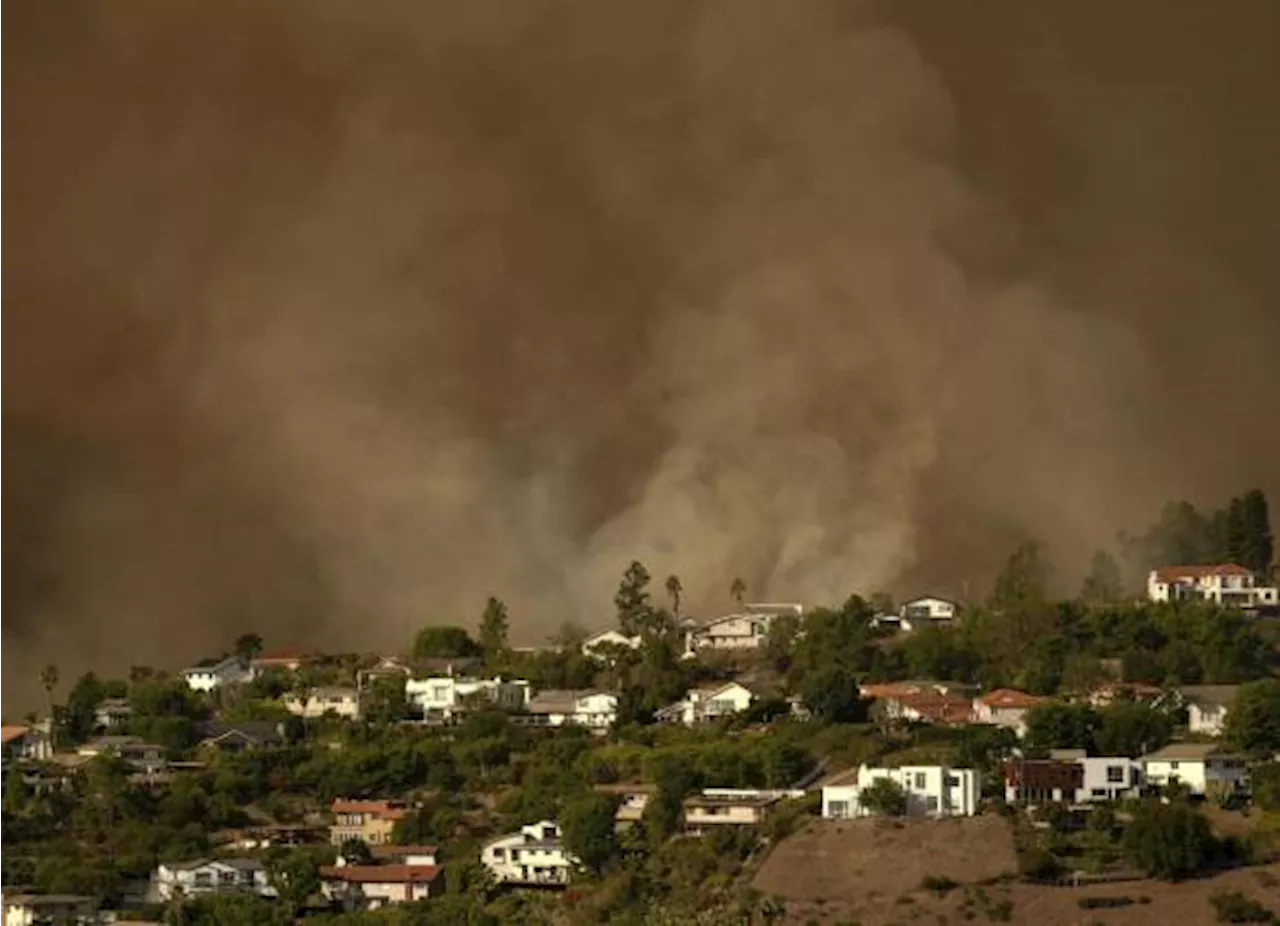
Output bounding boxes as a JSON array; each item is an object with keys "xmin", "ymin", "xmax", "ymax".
[{"xmin": 5, "ymin": 0, "xmax": 1279, "ymax": 706}]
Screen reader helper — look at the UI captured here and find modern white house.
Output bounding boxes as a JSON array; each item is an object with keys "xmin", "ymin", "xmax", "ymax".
[
  {"xmin": 580, "ymin": 629, "xmax": 642, "ymax": 658},
  {"xmin": 1147, "ymin": 564, "xmax": 1278, "ymax": 609},
  {"xmin": 180, "ymin": 656, "xmax": 255, "ymax": 692},
  {"xmin": 523, "ymin": 690, "xmax": 618, "ymax": 731},
  {"xmin": 404, "ymin": 675, "xmax": 530, "ymax": 721},
  {"xmin": 686, "ymin": 603, "xmax": 803, "ymax": 653},
  {"xmin": 899, "ymin": 596, "xmax": 959, "ymax": 631},
  {"xmin": 1179, "ymin": 685, "xmax": 1238, "ymax": 737},
  {"xmin": 283, "ymin": 686, "xmax": 363, "ymax": 721},
  {"xmin": 657, "ymin": 681, "xmax": 757, "ymax": 725},
  {"xmin": 319, "ymin": 862, "xmax": 440, "ymax": 908},
  {"xmin": 151, "ymin": 858, "xmax": 275, "ymax": 902},
  {"xmin": 1047, "ymin": 751, "xmax": 1145, "ymax": 802},
  {"xmin": 481, "ymin": 820, "xmax": 577, "ymax": 886},
  {"xmin": 821, "ymin": 765, "xmax": 981, "ymax": 819},
  {"xmin": 1141, "ymin": 743, "xmax": 1248, "ymax": 797}
]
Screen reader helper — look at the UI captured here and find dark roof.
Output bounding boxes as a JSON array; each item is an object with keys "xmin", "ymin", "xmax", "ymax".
[{"xmin": 197, "ymin": 721, "xmax": 285, "ymax": 745}]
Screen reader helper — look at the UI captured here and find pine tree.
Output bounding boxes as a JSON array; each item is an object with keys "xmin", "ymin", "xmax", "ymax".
[
  {"xmin": 1238, "ymin": 489, "xmax": 1274, "ymax": 578},
  {"xmin": 615, "ymin": 561, "xmax": 653, "ymax": 636}
]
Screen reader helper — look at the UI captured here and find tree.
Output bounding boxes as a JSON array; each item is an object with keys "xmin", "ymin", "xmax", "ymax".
[
  {"xmin": 338, "ymin": 838, "xmax": 373, "ymax": 864},
  {"xmin": 265, "ymin": 848, "xmax": 320, "ymax": 916},
  {"xmin": 615, "ymin": 561, "xmax": 654, "ymax": 636},
  {"xmin": 478, "ymin": 597, "xmax": 510, "ymax": 662},
  {"xmin": 1225, "ymin": 679, "xmax": 1280, "ymax": 755},
  {"xmin": 560, "ymin": 792, "xmax": 621, "ymax": 878},
  {"xmin": 990, "ymin": 540, "xmax": 1050, "ymax": 612},
  {"xmin": 664, "ymin": 575, "xmax": 684, "ymax": 616},
  {"xmin": 1023, "ymin": 702, "xmax": 1099, "ymax": 752},
  {"xmin": 799, "ymin": 665, "xmax": 867, "ymax": 724},
  {"xmin": 1094, "ymin": 701, "xmax": 1173, "ymax": 757},
  {"xmin": 1081, "ymin": 550, "xmax": 1124, "ymax": 603},
  {"xmin": 1251, "ymin": 762, "xmax": 1280, "ymax": 812},
  {"xmin": 362, "ymin": 674, "xmax": 409, "ymax": 725},
  {"xmin": 233, "ymin": 633, "xmax": 264, "ymax": 662},
  {"xmin": 1122, "ymin": 800, "xmax": 1217, "ymax": 881},
  {"xmin": 1237, "ymin": 489, "xmax": 1274, "ymax": 578},
  {"xmin": 729, "ymin": 577, "xmax": 747, "ymax": 604},
  {"xmin": 858, "ymin": 777, "xmax": 908, "ymax": 816},
  {"xmin": 644, "ymin": 755, "xmax": 695, "ymax": 845},
  {"xmin": 38, "ymin": 663, "xmax": 59, "ymax": 721},
  {"xmin": 411, "ymin": 626, "xmax": 480, "ymax": 660}
]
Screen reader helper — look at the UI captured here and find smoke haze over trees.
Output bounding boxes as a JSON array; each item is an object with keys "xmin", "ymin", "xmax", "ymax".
[{"xmin": 5, "ymin": 0, "xmax": 1280, "ymax": 703}]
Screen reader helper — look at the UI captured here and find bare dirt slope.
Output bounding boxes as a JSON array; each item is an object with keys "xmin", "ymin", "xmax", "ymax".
[{"xmin": 753, "ymin": 817, "xmax": 1280, "ymax": 925}]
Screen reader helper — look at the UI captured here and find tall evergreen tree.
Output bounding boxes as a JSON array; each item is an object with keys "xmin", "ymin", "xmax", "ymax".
[
  {"xmin": 1238, "ymin": 489, "xmax": 1274, "ymax": 578},
  {"xmin": 478, "ymin": 597, "xmax": 510, "ymax": 661},
  {"xmin": 1080, "ymin": 549, "xmax": 1124, "ymax": 603},
  {"xmin": 615, "ymin": 561, "xmax": 653, "ymax": 636}
]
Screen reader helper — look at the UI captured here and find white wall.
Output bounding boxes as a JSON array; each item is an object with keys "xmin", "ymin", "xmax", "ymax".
[
  {"xmin": 822, "ymin": 766, "xmax": 979, "ymax": 818},
  {"xmin": 1078, "ymin": 758, "xmax": 1142, "ymax": 802}
]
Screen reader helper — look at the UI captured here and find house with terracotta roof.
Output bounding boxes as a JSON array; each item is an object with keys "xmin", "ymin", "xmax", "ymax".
[
  {"xmin": 973, "ymin": 689, "xmax": 1050, "ymax": 738},
  {"xmin": 873, "ymin": 691, "xmax": 975, "ymax": 727},
  {"xmin": 1147, "ymin": 564, "xmax": 1278, "ymax": 610},
  {"xmin": 329, "ymin": 799, "xmax": 409, "ymax": 846},
  {"xmin": 320, "ymin": 863, "xmax": 441, "ymax": 909},
  {"xmin": 1, "ymin": 724, "xmax": 53, "ymax": 764},
  {"xmin": 250, "ymin": 649, "xmax": 316, "ymax": 673}
]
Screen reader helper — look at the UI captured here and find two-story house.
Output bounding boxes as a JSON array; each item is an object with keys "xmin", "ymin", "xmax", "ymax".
[
  {"xmin": 1141, "ymin": 743, "xmax": 1248, "ymax": 797},
  {"xmin": 319, "ymin": 862, "xmax": 440, "ymax": 909},
  {"xmin": 685, "ymin": 603, "xmax": 803, "ymax": 653},
  {"xmin": 1047, "ymin": 750, "xmax": 1145, "ymax": 802},
  {"xmin": 482, "ymin": 820, "xmax": 577, "ymax": 886},
  {"xmin": 330, "ymin": 799, "xmax": 408, "ymax": 846},
  {"xmin": 404, "ymin": 675, "xmax": 530, "ymax": 721},
  {"xmin": 656, "ymin": 681, "xmax": 757, "ymax": 725},
  {"xmin": 180, "ymin": 656, "xmax": 254, "ymax": 692},
  {"xmin": 151, "ymin": 858, "xmax": 274, "ymax": 902},
  {"xmin": 283, "ymin": 686, "xmax": 363, "ymax": 721},
  {"xmin": 523, "ymin": 690, "xmax": 618, "ymax": 731},
  {"xmin": 899, "ymin": 596, "xmax": 960, "ymax": 631},
  {"xmin": 1147, "ymin": 564, "xmax": 1279, "ymax": 610},
  {"xmin": 1002, "ymin": 758, "xmax": 1084, "ymax": 805},
  {"xmin": 972, "ymin": 689, "xmax": 1050, "ymax": 738},
  {"xmin": 1, "ymin": 725, "xmax": 53, "ymax": 764},
  {"xmin": 821, "ymin": 765, "xmax": 980, "ymax": 819}
]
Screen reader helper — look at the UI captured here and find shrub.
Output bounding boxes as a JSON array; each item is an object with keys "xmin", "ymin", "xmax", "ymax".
[
  {"xmin": 1016, "ymin": 846, "xmax": 1061, "ymax": 882},
  {"xmin": 1122, "ymin": 799, "xmax": 1217, "ymax": 880},
  {"xmin": 1210, "ymin": 890, "xmax": 1277, "ymax": 924},
  {"xmin": 1078, "ymin": 896, "xmax": 1135, "ymax": 910},
  {"xmin": 921, "ymin": 874, "xmax": 960, "ymax": 895}
]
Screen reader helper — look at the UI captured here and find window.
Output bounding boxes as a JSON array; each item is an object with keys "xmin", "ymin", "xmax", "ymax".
[
  {"xmin": 925, "ymin": 796, "xmax": 939, "ymax": 812},
  {"xmin": 218, "ymin": 871, "xmax": 235, "ymax": 885},
  {"xmin": 1170, "ymin": 762, "xmax": 1180, "ymax": 770},
  {"xmin": 828, "ymin": 800, "xmax": 850, "ymax": 818},
  {"xmin": 194, "ymin": 873, "xmax": 212, "ymax": 888},
  {"xmin": 914, "ymin": 773, "xmax": 926, "ymax": 789},
  {"xmin": 945, "ymin": 775, "xmax": 960, "ymax": 787},
  {"xmin": 1106, "ymin": 766, "xmax": 1125, "ymax": 783},
  {"xmin": 543, "ymin": 825, "xmax": 557, "ymax": 840},
  {"xmin": 1091, "ymin": 788, "xmax": 1107, "ymax": 798},
  {"xmin": 492, "ymin": 848, "xmax": 505, "ymax": 860}
]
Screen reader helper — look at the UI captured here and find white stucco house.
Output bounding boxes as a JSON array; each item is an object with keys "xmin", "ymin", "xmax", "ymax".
[
  {"xmin": 821, "ymin": 765, "xmax": 981, "ymax": 819},
  {"xmin": 657, "ymin": 681, "xmax": 756, "ymax": 725},
  {"xmin": 686, "ymin": 603, "xmax": 803, "ymax": 653},
  {"xmin": 151, "ymin": 858, "xmax": 275, "ymax": 902},
  {"xmin": 1048, "ymin": 751, "xmax": 1145, "ymax": 802},
  {"xmin": 1147, "ymin": 564, "xmax": 1278, "ymax": 609},
  {"xmin": 580, "ymin": 630, "xmax": 642, "ymax": 658},
  {"xmin": 1179, "ymin": 685, "xmax": 1238, "ymax": 737},
  {"xmin": 482, "ymin": 820, "xmax": 577, "ymax": 886},
  {"xmin": 320, "ymin": 859, "xmax": 440, "ymax": 909},
  {"xmin": 404, "ymin": 675, "xmax": 530, "ymax": 720},
  {"xmin": 899, "ymin": 596, "xmax": 959, "ymax": 631},
  {"xmin": 1141, "ymin": 743, "xmax": 1248, "ymax": 796},
  {"xmin": 180, "ymin": 656, "xmax": 255, "ymax": 692},
  {"xmin": 283, "ymin": 686, "xmax": 363, "ymax": 721},
  {"xmin": 523, "ymin": 690, "xmax": 618, "ymax": 731}
]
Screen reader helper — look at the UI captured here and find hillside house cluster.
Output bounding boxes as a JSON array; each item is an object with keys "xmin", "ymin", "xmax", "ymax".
[{"xmin": 1147, "ymin": 564, "xmax": 1278, "ymax": 610}]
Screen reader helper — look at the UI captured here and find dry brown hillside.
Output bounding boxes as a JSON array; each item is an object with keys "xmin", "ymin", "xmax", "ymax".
[{"xmin": 753, "ymin": 816, "xmax": 1280, "ymax": 925}]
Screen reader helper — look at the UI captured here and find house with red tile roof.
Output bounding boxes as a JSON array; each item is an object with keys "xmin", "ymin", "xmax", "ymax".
[
  {"xmin": 1, "ymin": 724, "xmax": 53, "ymax": 763},
  {"xmin": 973, "ymin": 689, "xmax": 1051, "ymax": 738},
  {"xmin": 876, "ymin": 692, "xmax": 975, "ymax": 727},
  {"xmin": 1147, "ymin": 564, "xmax": 1278, "ymax": 610},
  {"xmin": 329, "ymin": 800, "xmax": 409, "ymax": 846},
  {"xmin": 250, "ymin": 649, "xmax": 316, "ymax": 673},
  {"xmin": 319, "ymin": 863, "xmax": 441, "ymax": 909}
]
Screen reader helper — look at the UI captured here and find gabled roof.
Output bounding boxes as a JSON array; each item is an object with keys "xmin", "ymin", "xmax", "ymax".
[
  {"xmin": 1142, "ymin": 742, "xmax": 1237, "ymax": 762},
  {"xmin": 331, "ymin": 798, "xmax": 406, "ymax": 817},
  {"xmin": 977, "ymin": 688, "xmax": 1049, "ymax": 709},
  {"xmin": 1, "ymin": 724, "xmax": 32, "ymax": 744},
  {"xmin": 320, "ymin": 864, "xmax": 440, "ymax": 884},
  {"xmin": 1154, "ymin": 564, "xmax": 1252, "ymax": 582},
  {"xmin": 895, "ymin": 693, "xmax": 974, "ymax": 724},
  {"xmin": 1179, "ymin": 685, "xmax": 1240, "ymax": 708},
  {"xmin": 196, "ymin": 721, "xmax": 285, "ymax": 746}
]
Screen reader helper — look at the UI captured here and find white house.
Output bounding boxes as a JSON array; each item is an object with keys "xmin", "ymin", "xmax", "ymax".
[
  {"xmin": 972, "ymin": 689, "xmax": 1050, "ymax": 738},
  {"xmin": 481, "ymin": 820, "xmax": 577, "ymax": 886},
  {"xmin": 2, "ymin": 895, "xmax": 101, "ymax": 926},
  {"xmin": 580, "ymin": 629, "xmax": 642, "ymax": 658},
  {"xmin": 319, "ymin": 863, "xmax": 440, "ymax": 908},
  {"xmin": 593, "ymin": 784, "xmax": 655, "ymax": 824},
  {"xmin": 180, "ymin": 656, "xmax": 255, "ymax": 692},
  {"xmin": 899, "ymin": 596, "xmax": 959, "ymax": 631},
  {"xmin": 524, "ymin": 690, "xmax": 618, "ymax": 731},
  {"xmin": 1141, "ymin": 743, "xmax": 1248, "ymax": 797},
  {"xmin": 682, "ymin": 788, "xmax": 803, "ymax": 835},
  {"xmin": 1147, "ymin": 564, "xmax": 1278, "ymax": 609},
  {"xmin": 283, "ymin": 686, "xmax": 363, "ymax": 721},
  {"xmin": 657, "ymin": 681, "xmax": 756, "ymax": 725},
  {"xmin": 1049, "ymin": 752, "xmax": 1144, "ymax": 802},
  {"xmin": 821, "ymin": 765, "xmax": 980, "ymax": 819},
  {"xmin": 1, "ymin": 724, "xmax": 53, "ymax": 764},
  {"xmin": 151, "ymin": 858, "xmax": 275, "ymax": 902},
  {"xmin": 1179, "ymin": 685, "xmax": 1238, "ymax": 737},
  {"xmin": 686, "ymin": 603, "xmax": 803, "ymax": 653},
  {"xmin": 92, "ymin": 698, "xmax": 133, "ymax": 731},
  {"xmin": 404, "ymin": 676, "xmax": 530, "ymax": 721}
]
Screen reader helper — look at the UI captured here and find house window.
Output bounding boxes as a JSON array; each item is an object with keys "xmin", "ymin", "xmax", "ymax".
[
  {"xmin": 925, "ymin": 796, "xmax": 939, "ymax": 813},
  {"xmin": 219, "ymin": 871, "xmax": 235, "ymax": 886},
  {"xmin": 492, "ymin": 848, "xmax": 505, "ymax": 860},
  {"xmin": 914, "ymin": 773, "xmax": 926, "ymax": 789},
  {"xmin": 1170, "ymin": 762, "xmax": 1179, "ymax": 770},
  {"xmin": 194, "ymin": 873, "xmax": 212, "ymax": 888},
  {"xmin": 1091, "ymin": 788, "xmax": 1107, "ymax": 798},
  {"xmin": 828, "ymin": 800, "xmax": 849, "ymax": 818},
  {"xmin": 945, "ymin": 775, "xmax": 960, "ymax": 787},
  {"xmin": 1106, "ymin": 766, "xmax": 1125, "ymax": 783},
  {"xmin": 542, "ymin": 825, "xmax": 556, "ymax": 840}
]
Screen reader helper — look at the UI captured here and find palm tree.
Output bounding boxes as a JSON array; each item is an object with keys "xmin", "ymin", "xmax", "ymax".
[
  {"xmin": 730, "ymin": 577, "xmax": 747, "ymax": 604},
  {"xmin": 38, "ymin": 664, "xmax": 59, "ymax": 724},
  {"xmin": 664, "ymin": 575, "xmax": 683, "ymax": 616}
]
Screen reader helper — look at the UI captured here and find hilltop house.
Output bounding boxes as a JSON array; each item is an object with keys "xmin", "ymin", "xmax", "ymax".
[
  {"xmin": 657, "ymin": 681, "xmax": 757, "ymax": 725},
  {"xmin": 899, "ymin": 596, "xmax": 959, "ymax": 631},
  {"xmin": 151, "ymin": 858, "xmax": 274, "ymax": 902},
  {"xmin": 482, "ymin": 820, "xmax": 577, "ymax": 886},
  {"xmin": 973, "ymin": 689, "xmax": 1050, "ymax": 738},
  {"xmin": 92, "ymin": 697, "xmax": 133, "ymax": 731},
  {"xmin": 593, "ymin": 784, "xmax": 656, "ymax": 825},
  {"xmin": 250, "ymin": 649, "xmax": 315, "ymax": 673},
  {"xmin": 1, "ymin": 724, "xmax": 53, "ymax": 764},
  {"xmin": 404, "ymin": 675, "xmax": 530, "ymax": 721},
  {"xmin": 1178, "ymin": 685, "xmax": 1239, "ymax": 737},
  {"xmin": 1003, "ymin": 758, "xmax": 1084, "ymax": 805},
  {"xmin": 1141, "ymin": 743, "xmax": 1248, "ymax": 797},
  {"xmin": 1147, "ymin": 564, "xmax": 1279, "ymax": 610},
  {"xmin": 685, "ymin": 603, "xmax": 803, "ymax": 653},
  {"xmin": 580, "ymin": 630, "xmax": 642, "ymax": 658},
  {"xmin": 356, "ymin": 655, "xmax": 414, "ymax": 690},
  {"xmin": 523, "ymin": 690, "xmax": 618, "ymax": 731},
  {"xmin": 180, "ymin": 656, "xmax": 254, "ymax": 692},
  {"xmin": 283, "ymin": 686, "xmax": 363, "ymax": 721},
  {"xmin": 329, "ymin": 799, "xmax": 408, "ymax": 846},
  {"xmin": 821, "ymin": 765, "xmax": 980, "ymax": 819}
]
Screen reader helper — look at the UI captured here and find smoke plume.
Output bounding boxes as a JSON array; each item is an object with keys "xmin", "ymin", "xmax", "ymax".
[{"xmin": 5, "ymin": 0, "xmax": 1279, "ymax": 704}]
